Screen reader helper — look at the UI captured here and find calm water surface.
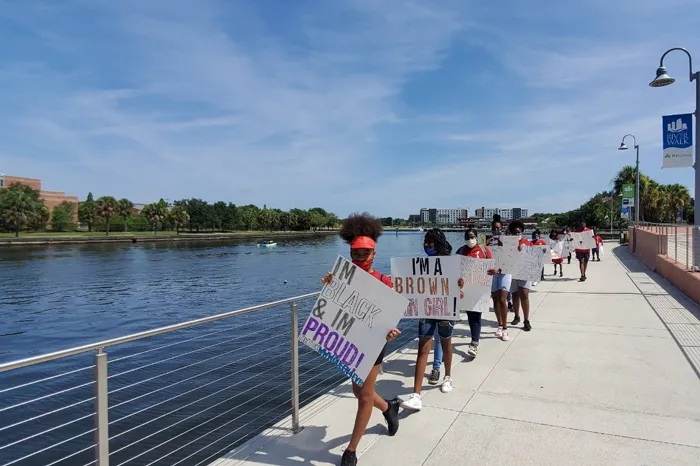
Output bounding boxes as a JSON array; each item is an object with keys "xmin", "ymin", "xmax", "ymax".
[{"xmin": 0, "ymin": 232, "xmax": 468, "ymax": 465}]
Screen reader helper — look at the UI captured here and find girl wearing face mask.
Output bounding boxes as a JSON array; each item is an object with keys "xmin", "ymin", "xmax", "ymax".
[
  {"xmin": 456, "ymin": 228, "xmax": 497, "ymax": 357},
  {"xmin": 531, "ymin": 229, "xmax": 547, "ymax": 284},
  {"xmin": 487, "ymin": 218, "xmax": 512, "ymax": 341},
  {"xmin": 401, "ymin": 228, "xmax": 456, "ymax": 411},
  {"xmin": 321, "ymin": 213, "xmax": 401, "ymax": 466}
]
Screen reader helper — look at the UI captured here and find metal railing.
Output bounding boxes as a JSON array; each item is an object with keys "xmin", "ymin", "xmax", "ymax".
[
  {"xmin": 0, "ymin": 291, "xmax": 423, "ymax": 466},
  {"xmin": 631, "ymin": 222, "xmax": 699, "ymax": 271}
]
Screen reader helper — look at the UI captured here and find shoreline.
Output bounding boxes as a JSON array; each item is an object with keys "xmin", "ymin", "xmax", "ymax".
[{"xmin": 0, "ymin": 230, "xmax": 338, "ymax": 247}]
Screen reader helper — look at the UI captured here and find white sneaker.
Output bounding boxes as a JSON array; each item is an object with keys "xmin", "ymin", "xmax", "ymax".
[
  {"xmin": 495, "ymin": 326, "xmax": 503, "ymax": 337},
  {"xmin": 532, "ymin": 281, "xmax": 539, "ymax": 286},
  {"xmin": 400, "ymin": 393, "xmax": 422, "ymax": 410},
  {"xmin": 441, "ymin": 376, "xmax": 453, "ymax": 393},
  {"xmin": 501, "ymin": 329, "xmax": 509, "ymax": 341}
]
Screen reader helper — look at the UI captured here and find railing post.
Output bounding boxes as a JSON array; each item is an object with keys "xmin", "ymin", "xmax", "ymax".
[
  {"xmin": 675, "ymin": 226, "xmax": 678, "ymax": 263},
  {"xmin": 686, "ymin": 227, "xmax": 691, "ymax": 270},
  {"xmin": 94, "ymin": 349, "xmax": 109, "ymax": 466},
  {"xmin": 290, "ymin": 302, "xmax": 301, "ymax": 434}
]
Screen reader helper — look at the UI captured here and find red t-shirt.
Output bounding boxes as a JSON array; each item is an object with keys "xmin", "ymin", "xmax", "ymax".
[
  {"xmin": 595, "ymin": 235, "xmax": 603, "ymax": 247},
  {"xmin": 532, "ymin": 239, "xmax": 547, "ymax": 246},
  {"xmin": 573, "ymin": 227, "xmax": 592, "ymax": 252},
  {"xmin": 456, "ymin": 244, "xmax": 493, "ymax": 259},
  {"xmin": 369, "ymin": 270, "xmax": 393, "ymax": 288},
  {"xmin": 519, "ymin": 238, "xmax": 532, "ymax": 247}
]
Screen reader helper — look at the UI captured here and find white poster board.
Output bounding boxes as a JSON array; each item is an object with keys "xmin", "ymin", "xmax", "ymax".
[
  {"xmin": 299, "ymin": 256, "xmax": 408, "ymax": 387},
  {"xmin": 488, "ymin": 236, "xmax": 521, "ymax": 274},
  {"xmin": 390, "ymin": 255, "xmax": 462, "ymax": 320},
  {"xmin": 550, "ymin": 239, "xmax": 564, "ymax": 262},
  {"xmin": 459, "ymin": 257, "xmax": 495, "ymax": 311},
  {"xmin": 513, "ymin": 245, "xmax": 550, "ymax": 281},
  {"xmin": 571, "ymin": 230, "xmax": 597, "ymax": 250}
]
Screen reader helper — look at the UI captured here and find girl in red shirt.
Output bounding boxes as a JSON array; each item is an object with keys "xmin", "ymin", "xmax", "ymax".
[
  {"xmin": 455, "ymin": 228, "xmax": 497, "ymax": 357},
  {"xmin": 321, "ymin": 213, "xmax": 401, "ymax": 466}
]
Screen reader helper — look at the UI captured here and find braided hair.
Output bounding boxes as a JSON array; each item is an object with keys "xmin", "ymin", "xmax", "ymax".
[{"xmin": 424, "ymin": 228, "xmax": 452, "ymax": 255}]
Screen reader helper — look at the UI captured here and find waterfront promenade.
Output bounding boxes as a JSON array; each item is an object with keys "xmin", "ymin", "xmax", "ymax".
[{"xmin": 215, "ymin": 244, "xmax": 700, "ymax": 465}]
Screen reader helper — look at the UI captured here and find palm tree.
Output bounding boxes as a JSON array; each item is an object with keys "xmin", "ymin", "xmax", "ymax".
[
  {"xmin": 142, "ymin": 199, "xmax": 169, "ymax": 234},
  {"xmin": 665, "ymin": 183, "xmax": 691, "ymax": 222},
  {"xmin": 96, "ymin": 196, "xmax": 119, "ymax": 236},
  {"xmin": 169, "ymin": 205, "xmax": 190, "ymax": 235},
  {"xmin": 117, "ymin": 199, "xmax": 134, "ymax": 232}
]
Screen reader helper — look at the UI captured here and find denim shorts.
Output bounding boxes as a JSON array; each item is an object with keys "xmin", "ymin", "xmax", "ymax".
[
  {"xmin": 510, "ymin": 279, "xmax": 532, "ymax": 292},
  {"xmin": 418, "ymin": 319, "xmax": 454, "ymax": 340},
  {"xmin": 491, "ymin": 273, "xmax": 512, "ymax": 293}
]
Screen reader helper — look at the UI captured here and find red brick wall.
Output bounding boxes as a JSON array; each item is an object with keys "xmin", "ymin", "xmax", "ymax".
[
  {"xmin": 4, "ymin": 175, "xmax": 42, "ymax": 191},
  {"xmin": 2, "ymin": 175, "xmax": 79, "ymax": 224}
]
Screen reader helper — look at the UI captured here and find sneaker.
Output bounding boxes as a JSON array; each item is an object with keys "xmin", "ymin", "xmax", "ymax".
[
  {"xmin": 532, "ymin": 281, "xmax": 538, "ymax": 287},
  {"xmin": 400, "ymin": 393, "xmax": 422, "ymax": 411},
  {"xmin": 507, "ymin": 301, "xmax": 513, "ymax": 312},
  {"xmin": 495, "ymin": 326, "xmax": 503, "ymax": 338},
  {"xmin": 511, "ymin": 316, "xmax": 520, "ymax": 326},
  {"xmin": 441, "ymin": 376, "xmax": 453, "ymax": 393},
  {"xmin": 583, "ymin": 274, "xmax": 587, "ymax": 280},
  {"xmin": 501, "ymin": 329, "xmax": 509, "ymax": 341},
  {"xmin": 559, "ymin": 271, "xmax": 563, "ymax": 277},
  {"xmin": 428, "ymin": 369, "xmax": 440, "ymax": 385},
  {"xmin": 467, "ymin": 343, "xmax": 478, "ymax": 357},
  {"xmin": 382, "ymin": 398, "xmax": 400, "ymax": 436},
  {"xmin": 523, "ymin": 320, "xmax": 532, "ymax": 332},
  {"xmin": 341, "ymin": 449, "xmax": 357, "ymax": 466},
  {"xmin": 579, "ymin": 276, "xmax": 585, "ymax": 282}
]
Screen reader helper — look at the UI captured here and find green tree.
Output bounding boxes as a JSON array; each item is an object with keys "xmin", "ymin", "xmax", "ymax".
[
  {"xmin": 28, "ymin": 204, "xmax": 50, "ymax": 232},
  {"xmin": 50, "ymin": 202, "xmax": 76, "ymax": 232},
  {"xmin": 117, "ymin": 198, "xmax": 134, "ymax": 232},
  {"xmin": 96, "ymin": 196, "xmax": 119, "ymax": 236},
  {"xmin": 169, "ymin": 205, "xmax": 190, "ymax": 235},
  {"xmin": 142, "ymin": 199, "xmax": 169, "ymax": 234},
  {"xmin": 0, "ymin": 182, "xmax": 44, "ymax": 237},
  {"xmin": 79, "ymin": 192, "xmax": 98, "ymax": 232}
]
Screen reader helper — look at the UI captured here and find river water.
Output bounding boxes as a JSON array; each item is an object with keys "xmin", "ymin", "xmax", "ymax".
[{"xmin": 0, "ymin": 231, "xmax": 469, "ymax": 465}]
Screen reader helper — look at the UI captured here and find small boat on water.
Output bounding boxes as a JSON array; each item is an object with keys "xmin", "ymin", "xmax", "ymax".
[{"xmin": 257, "ymin": 240, "xmax": 277, "ymax": 248}]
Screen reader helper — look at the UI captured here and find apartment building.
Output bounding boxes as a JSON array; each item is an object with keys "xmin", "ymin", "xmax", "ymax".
[{"xmin": 418, "ymin": 208, "xmax": 468, "ymax": 225}]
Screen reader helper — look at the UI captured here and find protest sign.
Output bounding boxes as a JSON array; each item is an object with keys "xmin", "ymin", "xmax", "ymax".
[
  {"xmin": 489, "ymin": 236, "xmax": 521, "ymax": 274},
  {"xmin": 299, "ymin": 256, "xmax": 408, "ymax": 387},
  {"xmin": 571, "ymin": 230, "xmax": 597, "ymax": 250},
  {"xmin": 550, "ymin": 239, "xmax": 564, "ymax": 262},
  {"xmin": 459, "ymin": 256, "xmax": 495, "ymax": 311},
  {"xmin": 391, "ymin": 255, "xmax": 461, "ymax": 320},
  {"xmin": 513, "ymin": 245, "xmax": 550, "ymax": 281}
]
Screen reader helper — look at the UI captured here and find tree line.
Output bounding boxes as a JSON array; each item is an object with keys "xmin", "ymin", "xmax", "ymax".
[
  {"xmin": 0, "ymin": 182, "xmax": 340, "ymax": 236},
  {"xmin": 533, "ymin": 165, "xmax": 694, "ymax": 230}
]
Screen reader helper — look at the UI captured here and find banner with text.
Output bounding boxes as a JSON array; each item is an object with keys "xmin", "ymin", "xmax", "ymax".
[
  {"xmin": 571, "ymin": 230, "xmax": 597, "ymax": 250},
  {"xmin": 459, "ymin": 256, "xmax": 495, "ymax": 311},
  {"xmin": 662, "ymin": 113, "xmax": 694, "ymax": 168},
  {"xmin": 513, "ymin": 244, "xmax": 550, "ymax": 281},
  {"xmin": 391, "ymin": 255, "xmax": 461, "ymax": 320},
  {"xmin": 299, "ymin": 256, "xmax": 408, "ymax": 387},
  {"xmin": 621, "ymin": 184, "xmax": 635, "ymax": 207}
]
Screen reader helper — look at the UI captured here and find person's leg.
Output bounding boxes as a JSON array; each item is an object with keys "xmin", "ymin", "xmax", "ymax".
[
  {"xmin": 347, "ymin": 364, "xmax": 387, "ymax": 452},
  {"xmin": 492, "ymin": 291, "xmax": 504, "ymax": 328},
  {"xmin": 400, "ymin": 323, "xmax": 433, "ymax": 411},
  {"xmin": 582, "ymin": 252, "xmax": 589, "ymax": 278},
  {"xmin": 438, "ymin": 321, "xmax": 454, "ymax": 392},
  {"xmin": 467, "ymin": 310, "xmax": 482, "ymax": 344},
  {"xmin": 519, "ymin": 285, "xmax": 532, "ymax": 330},
  {"xmin": 432, "ymin": 334, "xmax": 443, "ymax": 371},
  {"xmin": 577, "ymin": 252, "xmax": 585, "ymax": 280},
  {"xmin": 511, "ymin": 280, "xmax": 521, "ymax": 325}
]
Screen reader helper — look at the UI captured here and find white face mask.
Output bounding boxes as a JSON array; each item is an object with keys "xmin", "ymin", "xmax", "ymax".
[{"xmin": 466, "ymin": 238, "xmax": 477, "ymax": 248}]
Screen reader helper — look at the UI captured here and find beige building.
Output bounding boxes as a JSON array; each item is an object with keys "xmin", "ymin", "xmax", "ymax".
[{"xmin": 0, "ymin": 174, "xmax": 79, "ymax": 222}]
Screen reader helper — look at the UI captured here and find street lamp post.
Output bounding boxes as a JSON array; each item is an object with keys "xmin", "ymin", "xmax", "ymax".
[
  {"xmin": 618, "ymin": 134, "xmax": 640, "ymax": 223},
  {"xmin": 649, "ymin": 47, "xmax": 700, "ymax": 228}
]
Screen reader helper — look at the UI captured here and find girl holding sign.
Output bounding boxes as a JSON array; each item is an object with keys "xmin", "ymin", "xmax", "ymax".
[
  {"xmin": 487, "ymin": 218, "xmax": 512, "ymax": 341},
  {"xmin": 401, "ymin": 228, "xmax": 457, "ymax": 411},
  {"xmin": 322, "ymin": 213, "xmax": 402, "ymax": 466},
  {"xmin": 456, "ymin": 228, "xmax": 497, "ymax": 358}
]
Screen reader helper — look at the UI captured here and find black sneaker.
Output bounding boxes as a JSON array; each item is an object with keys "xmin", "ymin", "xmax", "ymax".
[
  {"xmin": 508, "ymin": 301, "xmax": 513, "ymax": 312},
  {"xmin": 559, "ymin": 271, "xmax": 563, "ymax": 277},
  {"xmin": 341, "ymin": 449, "xmax": 357, "ymax": 466},
  {"xmin": 428, "ymin": 369, "xmax": 440, "ymax": 385},
  {"xmin": 382, "ymin": 398, "xmax": 400, "ymax": 436},
  {"xmin": 511, "ymin": 316, "xmax": 520, "ymax": 326},
  {"xmin": 523, "ymin": 320, "xmax": 532, "ymax": 332}
]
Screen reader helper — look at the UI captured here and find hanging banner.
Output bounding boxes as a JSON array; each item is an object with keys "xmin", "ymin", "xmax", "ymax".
[
  {"xmin": 621, "ymin": 184, "xmax": 635, "ymax": 207},
  {"xmin": 621, "ymin": 206, "xmax": 630, "ymax": 219},
  {"xmin": 662, "ymin": 113, "xmax": 693, "ymax": 168}
]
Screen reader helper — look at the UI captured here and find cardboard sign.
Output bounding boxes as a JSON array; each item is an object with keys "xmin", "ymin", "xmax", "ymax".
[
  {"xmin": 390, "ymin": 256, "xmax": 462, "ymax": 320},
  {"xmin": 513, "ymin": 245, "xmax": 550, "ymax": 281},
  {"xmin": 459, "ymin": 256, "xmax": 495, "ymax": 311},
  {"xmin": 299, "ymin": 256, "xmax": 408, "ymax": 387},
  {"xmin": 489, "ymin": 236, "xmax": 522, "ymax": 274},
  {"xmin": 572, "ymin": 230, "xmax": 597, "ymax": 250}
]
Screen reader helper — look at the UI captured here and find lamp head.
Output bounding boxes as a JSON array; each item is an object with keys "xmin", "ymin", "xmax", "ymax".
[
  {"xmin": 649, "ymin": 66, "xmax": 675, "ymax": 87},
  {"xmin": 618, "ymin": 142, "xmax": 628, "ymax": 151}
]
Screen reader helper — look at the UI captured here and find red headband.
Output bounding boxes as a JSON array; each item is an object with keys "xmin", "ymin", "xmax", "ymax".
[{"xmin": 350, "ymin": 236, "xmax": 376, "ymax": 249}]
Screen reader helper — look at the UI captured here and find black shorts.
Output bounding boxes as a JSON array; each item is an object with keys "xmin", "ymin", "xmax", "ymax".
[
  {"xmin": 576, "ymin": 251, "xmax": 590, "ymax": 263},
  {"xmin": 374, "ymin": 343, "xmax": 387, "ymax": 366}
]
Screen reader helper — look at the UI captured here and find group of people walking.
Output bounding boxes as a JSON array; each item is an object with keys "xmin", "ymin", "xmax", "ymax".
[{"xmin": 327, "ymin": 212, "xmax": 603, "ymax": 466}]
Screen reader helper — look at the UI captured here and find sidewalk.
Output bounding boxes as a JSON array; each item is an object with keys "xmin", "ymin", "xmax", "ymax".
[{"xmin": 215, "ymin": 244, "xmax": 700, "ymax": 466}]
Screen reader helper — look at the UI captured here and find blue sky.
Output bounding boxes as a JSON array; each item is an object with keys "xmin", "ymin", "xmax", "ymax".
[{"xmin": 0, "ymin": 0, "xmax": 698, "ymax": 218}]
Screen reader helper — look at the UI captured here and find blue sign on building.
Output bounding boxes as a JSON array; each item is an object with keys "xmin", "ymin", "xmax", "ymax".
[{"xmin": 662, "ymin": 113, "xmax": 693, "ymax": 168}]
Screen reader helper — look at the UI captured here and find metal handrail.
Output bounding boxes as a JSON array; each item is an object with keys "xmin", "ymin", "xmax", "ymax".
[
  {"xmin": 0, "ymin": 292, "xmax": 320, "ymax": 373},
  {"xmin": 0, "ymin": 291, "xmax": 322, "ymax": 466}
]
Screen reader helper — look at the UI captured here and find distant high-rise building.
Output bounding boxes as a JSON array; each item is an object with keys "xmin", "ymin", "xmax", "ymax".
[{"xmin": 418, "ymin": 207, "xmax": 467, "ymax": 225}]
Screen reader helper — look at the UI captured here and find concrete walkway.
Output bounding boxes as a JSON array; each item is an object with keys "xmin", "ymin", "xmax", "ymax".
[{"xmin": 215, "ymin": 244, "xmax": 700, "ymax": 466}]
